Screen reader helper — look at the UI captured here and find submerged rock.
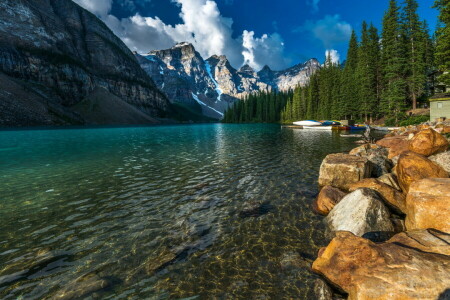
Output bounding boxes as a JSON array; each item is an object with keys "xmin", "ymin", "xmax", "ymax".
[
  {"xmin": 348, "ymin": 178, "xmax": 406, "ymax": 214},
  {"xmin": 395, "ymin": 151, "xmax": 448, "ymax": 193},
  {"xmin": 239, "ymin": 201, "xmax": 273, "ymax": 218},
  {"xmin": 279, "ymin": 251, "xmax": 310, "ymax": 270},
  {"xmin": 312, "ymin": 231, "xmax": 450, "ymax": 300},
  {"xmin": 313, "ymin": 186, "xmax": 347, "ymax": 216},
  {"xmin": 405, "ymin": 178, "xmax": 450, "ymax": 232},
  {"xmin": 326, "ymin": 188, "xmax": 394, "ymax": 239},
  {"xmin": 318, "ymin": 154, "xmax": 372, "ymax": 191},
  {"xmin": 313, "ymin": 279, "xmax": 334, "ymax": 300},
  {"xmin": 53, "ymin": 272, "xmax": 112, "ymax": 300},
  {"xmin": 408, "ymin": 128, "xmax": 449, "ymax": 157},
  {"xmin": 146, "ymin": 248, "xmax": 177, "ymax": 274}
]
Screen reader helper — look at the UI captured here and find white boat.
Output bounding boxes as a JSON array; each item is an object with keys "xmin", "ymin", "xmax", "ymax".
[
  {"xmin": 293, "ymin": 120, "xmax": 322, "ymax": 126},
  {"xmin": 303, "ymin": 126, "xmax": 334, "ymax": 130}
]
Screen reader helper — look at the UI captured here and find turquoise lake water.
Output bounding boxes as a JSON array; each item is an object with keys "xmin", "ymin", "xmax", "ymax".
[{"xmin": 0, "ymin": 124, "xmax": 360, "ymax": 299}]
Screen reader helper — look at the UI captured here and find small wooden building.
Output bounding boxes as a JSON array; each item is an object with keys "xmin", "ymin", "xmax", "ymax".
[{"xmin": 430, "ymin": 93, "xmax": 450, "ymax": 122}]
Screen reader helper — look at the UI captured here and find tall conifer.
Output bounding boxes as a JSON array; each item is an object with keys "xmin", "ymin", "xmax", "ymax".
[
  {"xmin": 433, "ymin": 0, "xmax": 450, "ymax": 85},
  {"xmin": 381, "ymin": 0, "xmax": 408, "ymax": 123}
]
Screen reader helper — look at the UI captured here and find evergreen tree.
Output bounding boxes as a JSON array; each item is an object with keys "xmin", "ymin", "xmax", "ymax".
[
  {"xmin": 340, "ymin": 30, "xmax": 359, "ymax": 119},
  {"xmin": 381, "ymin": 0, "xmax": 408, "ymax": 123},
  {"xmin": 357, "ymin": 22, "xmax": 379, "ymax": 122},
  {"xmin": 433, "ymin": 0, "xmax": 450, "ymax": 85},
  {"xmin": 403, "ymin": 0, "xmax": 428, "ymax": 109}
]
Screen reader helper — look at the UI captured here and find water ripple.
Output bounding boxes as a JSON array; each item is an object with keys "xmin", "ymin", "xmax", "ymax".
[{"xmin": 0, "ymin": 124, "xmax": 361, "ymax": 299}]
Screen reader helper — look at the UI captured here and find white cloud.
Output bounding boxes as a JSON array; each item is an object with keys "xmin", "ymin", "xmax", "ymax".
[
  {"xmin": 325, "ymin": 49, "xmax": 340, "ymax": 64},
  {"xmin": 74, "ymin": 0, "xmax": 289, "ymax": 71},
  {"xmin": 242, "ymin": 30, "xmax": 288, "ymax": 70},
  {"xmin": 73, "ymin": 0, "xmax": 112, "ymax": 16},
  {"xmin": 295, "ymin": 14, "xmax": 352, "ymax": 49}
]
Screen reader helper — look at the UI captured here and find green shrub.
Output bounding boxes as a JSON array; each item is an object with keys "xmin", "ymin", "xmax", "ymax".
[{"xmin": 398, "ymin": 115, "xmax": 430, "ymax": 126}]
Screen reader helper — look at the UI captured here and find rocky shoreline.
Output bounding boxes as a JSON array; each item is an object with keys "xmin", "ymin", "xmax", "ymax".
[{"xmin": 311, "ymin": 123, "xmax": 450, "ymax": 300}]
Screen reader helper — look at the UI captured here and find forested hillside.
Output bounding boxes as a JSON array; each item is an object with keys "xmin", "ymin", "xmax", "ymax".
[{"xmin": 224, "ymin": 0, "xmax": 449, "ymax": 125}]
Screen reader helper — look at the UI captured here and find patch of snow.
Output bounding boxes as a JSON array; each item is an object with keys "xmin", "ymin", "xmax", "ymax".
[
  {"xmin": 174, "ymin": 42, "xmax": 191, "ymax": 48},
  {"xmin": 191, "ymin": 93, "xmax": 224, "ymax": 117},
  {"xmin": 204, "ymin": 62, "xmax": 223, "ymax": 101}
]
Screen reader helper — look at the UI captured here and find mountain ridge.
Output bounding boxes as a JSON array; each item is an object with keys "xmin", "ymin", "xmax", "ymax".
[
  {"xmin": 136, "ymin": 42, "xmax": 321, "ymax": 119},
  {"xmin": 0, "ymin": 0, "xmax": 172, "ymax": 126}
]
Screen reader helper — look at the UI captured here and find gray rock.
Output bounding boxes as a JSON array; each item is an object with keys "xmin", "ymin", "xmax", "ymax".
[
  {"xmin": 318, "ymin": 153, "xmax": 372, "ymax": 191},
  {"xmin": 350, "ymin": 144, "xmax": 392, "ymax": 177},
  {"xmin": 326, "ymin": 188, "xmax": 394, "ymax": 238},
  {"xmin": 378, "ymin": 173, "xmax": 402, "ymax": 191},
  {"xmin": 429, "ymin": 151, "xmax": 450, "ymax": 173},
  {"xmin": 367, "ymin": 149, "xmax": 393, "ymax": 177}
]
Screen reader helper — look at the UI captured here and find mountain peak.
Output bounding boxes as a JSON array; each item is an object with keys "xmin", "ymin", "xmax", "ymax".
[
  {"xmin": 172, "ymin": 42, "xmax": 195, "ymax": 50},
  {"xmin": 260, "ymin": 65, "xmax": 272, "ymax": 72},
  {"xmin": 239, "ymin": 64, "xmax": 254, "ymax": 73}
]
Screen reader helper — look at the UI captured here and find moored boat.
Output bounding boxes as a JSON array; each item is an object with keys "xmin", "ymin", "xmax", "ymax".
[
  {"xmin": 293, "ymin": 120, "xmax": 322, "ymax": 126},
  {"xmin": 303, "ymin": 126, "xmax": 334, "ymax": 130},
  {"xmin": 321, "ymin": 120, "xmax": 341, "ymax": 126}
]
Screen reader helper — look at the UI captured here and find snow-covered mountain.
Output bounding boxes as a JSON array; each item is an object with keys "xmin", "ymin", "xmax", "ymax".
[{"xmin": 135, "ymin": 42, "xmax": 320, "ymax": 119}]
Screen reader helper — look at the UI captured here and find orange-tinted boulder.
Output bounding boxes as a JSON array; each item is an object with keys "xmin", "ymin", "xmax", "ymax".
[
  {"xmin": 312, "ymin": 231, "xmax": 450, "ymax": 300},
  {"xmin": 408, "ymin": 128, "xmax": 449, "ymax": 157},
  {"xmin": 395, "ymin": 151, "xmax": 448, "ymax": 193},
  {"xmin": 388, "ymin": 229, "xmax": 450, "ymax": 256},
  {"xmin": 376, "ymin": 136, "xmax": 410, "ymax": 159},
  {"xmin": 348, "ymin": 178, "xmax": 406, "ymax": 214},
  {"xmin": 435, "ymin": 124, "xmax": 450, "ymax": 134},
  {"xmin": 313, "ymin": 185, "xmax": 347, "ymax": 215},
  {"xmin": 405, "ymin": 178, "xmax": 450, "ymax": 232}
]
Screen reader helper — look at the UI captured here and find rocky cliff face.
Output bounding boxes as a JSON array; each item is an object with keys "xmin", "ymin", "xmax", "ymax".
[
  {"xmin": 0, "ymin": 0, "xmax": 171, "ymax": 126},
  {"xmin": 136, "ymin": 43, "xmax": 321, "ymax": 119}
]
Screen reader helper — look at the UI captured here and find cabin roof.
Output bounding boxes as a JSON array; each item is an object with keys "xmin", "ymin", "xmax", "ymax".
[{"xmin": 430, "ymin": 93, "xmax": 450, "ymax": 102}]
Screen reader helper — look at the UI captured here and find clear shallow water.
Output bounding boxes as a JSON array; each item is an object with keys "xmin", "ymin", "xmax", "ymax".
[{"xmin": 0, "ymin": 124, "xmax": 359, "ymax": 299}]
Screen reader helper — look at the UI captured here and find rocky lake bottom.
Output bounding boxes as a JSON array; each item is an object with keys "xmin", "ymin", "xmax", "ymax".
[{"xmin": 0, "ymin": 124, "xmax": 360, "ymax": 299}]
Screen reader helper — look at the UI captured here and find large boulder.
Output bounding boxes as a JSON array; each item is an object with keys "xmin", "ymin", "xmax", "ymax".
[
  {"xmin": 349, "ymin": 144, "xmax": 392, "ymax": 177},
  {"xmin": 388, "ymin": 229, "xmax": 450, "ymax": 255},
  {"xmin": 408, "ymin": 128, "xmax": 449, "ymax": 157},
  {"xmin": 318, "ymin": 154, "xmax": 372, "ymax": 191},
  {"xmin": 429, "ymin": 151, "xmax": 450, "ymax": 173},
  {"xmin": 377, "ymin": 173, "xmax": 401, "ymax": 191},
  {"xmin": 405, "ymin": 178, "xmax": 450, "ymax": 232},
  {"xmin": 376, "ymin": 136, "xmax": 410, "ymax": 159},
  {"xmin": 395, "ymin": 151, "xmax": 448, "ymax": 193},
  {"xmin": 312, "ymin": 231, "xmax": 450, "ymax": 300},
  {"xmin": 326, "ymin": 188, "xmax": 394, "ymax": 238},
  {"xmin": 313, "ymin": 186, "xmax": 347, "ymax": 216},
  {"xmin": 348, "ymin": 178, "xmax": 406, "ymax": 214}
]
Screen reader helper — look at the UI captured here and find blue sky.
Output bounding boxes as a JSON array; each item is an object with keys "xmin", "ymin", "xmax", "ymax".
[{"xmin": 75, "ymin": 0, "xmax": 439, "ymax": 70}]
